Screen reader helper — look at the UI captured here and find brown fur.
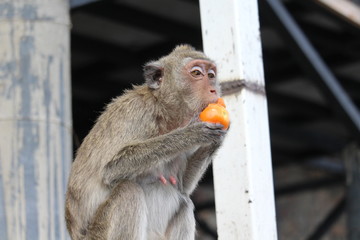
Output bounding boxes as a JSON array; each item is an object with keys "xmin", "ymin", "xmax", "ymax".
[{"xmin": 65, "ymin": 45, "xmax": 227, "ymax": 240}]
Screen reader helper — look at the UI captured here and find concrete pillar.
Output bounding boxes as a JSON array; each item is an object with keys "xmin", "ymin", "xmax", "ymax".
[{"xmin": 0, "ymin": 1, "xmax": 72, "ymax": 239}]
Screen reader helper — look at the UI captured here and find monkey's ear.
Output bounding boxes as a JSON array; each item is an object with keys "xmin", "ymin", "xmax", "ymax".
[{"xmin": 144, "ymin": 61, "xmax": 164, "ymax": 89}]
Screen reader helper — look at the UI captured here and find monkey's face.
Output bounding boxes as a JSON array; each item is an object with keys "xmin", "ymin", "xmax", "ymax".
[
  {"xmin": 182, "ymin": 59, "xmax": 220, "ymax": 111},
  {"xmin": 143, "ymin": 45, "xmax": 221, "ymax": 117}
]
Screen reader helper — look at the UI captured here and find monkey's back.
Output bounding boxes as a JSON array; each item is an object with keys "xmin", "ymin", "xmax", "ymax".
[{"xmin": 66, "ymin": 85, "xmax": 162, "ymax": 238}]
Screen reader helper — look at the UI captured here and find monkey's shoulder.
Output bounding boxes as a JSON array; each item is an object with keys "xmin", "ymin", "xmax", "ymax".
[
  {"xmin": 104, "ymin": 85, "xmax": 158, "ymax": 119},
  {"xmin": 87, "ymin": 86, "xmax": 160, "ymax": 141}
]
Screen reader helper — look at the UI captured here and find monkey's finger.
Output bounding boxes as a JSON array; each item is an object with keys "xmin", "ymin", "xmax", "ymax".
[{"xmin": 204, "ymin": 122, "xmax": 224, "ymax": 130}]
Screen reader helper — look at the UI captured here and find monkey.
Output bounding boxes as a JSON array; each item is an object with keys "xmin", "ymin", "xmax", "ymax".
[{"xmin": 65, "ymin": 45, "xmax": 228, "ymax": 240}]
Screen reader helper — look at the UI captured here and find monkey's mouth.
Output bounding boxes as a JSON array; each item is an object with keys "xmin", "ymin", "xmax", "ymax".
[{"xmin": 210, "ymin": 90, "xmax": 217, "ymax": 94}]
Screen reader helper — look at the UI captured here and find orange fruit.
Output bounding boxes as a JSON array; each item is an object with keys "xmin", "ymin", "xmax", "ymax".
[
  {"xmin": 216, "ymin": 97, "xmax": 226, "ymax": 108},
  {"xmin": 199, "ymin": 98, "xmax": 230, "ymax": 130}
]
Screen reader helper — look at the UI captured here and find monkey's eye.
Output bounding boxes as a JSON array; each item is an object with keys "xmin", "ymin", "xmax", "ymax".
[
  {"xmin": 208, "ymin": 69, "xmax": 216, "ymax": 79},
  {"xmin": 190, "ymin": 66, "xmax": 204, "ymax": 77}
]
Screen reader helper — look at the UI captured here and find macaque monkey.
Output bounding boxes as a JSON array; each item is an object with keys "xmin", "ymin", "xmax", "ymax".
[{"xmin": 65, "ymin": 45, "xmax": 227, "ymax": 240}]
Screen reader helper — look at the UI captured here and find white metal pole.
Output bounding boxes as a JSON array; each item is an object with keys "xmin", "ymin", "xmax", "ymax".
[
  {"xmin": 199, "ymin": 0, "xmax": 278, "ymax": 239},
  {"xmin": 0, "ymin": 1, "xmax": 72, "ymax": 240}
]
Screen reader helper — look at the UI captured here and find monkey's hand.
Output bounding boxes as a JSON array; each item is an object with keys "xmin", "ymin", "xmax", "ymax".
[{"xmin": 188, "ymin": 122, "xmax": 227, "ymax": 147}]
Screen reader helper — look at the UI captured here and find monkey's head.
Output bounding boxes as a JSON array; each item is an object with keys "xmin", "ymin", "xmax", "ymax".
[{"xmin": 144, "ymin": 45, "xmax": 221, "ymax": 116}]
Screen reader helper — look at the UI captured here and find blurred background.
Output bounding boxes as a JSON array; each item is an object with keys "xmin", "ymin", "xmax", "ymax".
[{"xmin": 70, "ymin": 0, "xmax": 360, "ymax": 239}]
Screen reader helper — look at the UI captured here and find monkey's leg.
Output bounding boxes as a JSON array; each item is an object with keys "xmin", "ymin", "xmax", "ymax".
[
  {"xmin": 183, "ymin": 143, "xmax": 220, "ymax": 195},
  {"xmin": 165, "ymin": 198, "xmax": 196, "ymax": 240},
  {"xmin": 86, "ymin": 181, "xmax": 147, "ymax": 240}
]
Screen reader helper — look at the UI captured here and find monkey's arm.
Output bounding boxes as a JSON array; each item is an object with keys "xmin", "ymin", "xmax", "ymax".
[
  {"xmin": 182, "ymin": 143, "xmax": 220, "ymax": 195},
  {"xmin": 102, "ymin": 122, "xmax": 224, "ymax": 187}
]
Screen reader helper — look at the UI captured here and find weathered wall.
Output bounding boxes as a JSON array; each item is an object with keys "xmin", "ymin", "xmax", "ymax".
[{"xmin": 0, "ymin": 1, "xmax": 71, "ymax": 239}]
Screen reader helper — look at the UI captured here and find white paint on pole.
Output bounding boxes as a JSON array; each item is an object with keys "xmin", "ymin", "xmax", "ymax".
[
  {"xmin": 200, "ymin": 0, "xmax": 278, "ymax": 239},
  {"xmin": 0, "ymin": 1, "xmax": 71, "ymax": 240}
]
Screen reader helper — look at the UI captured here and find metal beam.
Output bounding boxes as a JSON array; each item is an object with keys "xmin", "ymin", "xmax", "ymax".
[
  {"xmin": 70, "ymin": 0, "xmax": 99, "ymax": 9},
  {"xmin": 81, "ymin": 1, "xmax": 202, "ymax": 44},
  {"xmin": 267, "ymin": 92, "xmax": 332, "ymax": 120},
  {"xmin": 344, "ymin": 144, "xmax": 360, "ymax": 239},
  {"xmin": 307, "ymin": 197, "xmax": 346, "ymax": 240},
  {"xmin": 311, "ymin": 0, "xmax": 360, "ymax": 29},
  {"xmin": 262, "ymin": 0, "xmax": 360, "ymax": 143},
  {"xmin": 284, "ymin": 0, "xmax": 360, "ymax": 36},
  {"xmin": 271, "ymin": 122, "xmax": 346, "ymax": 153},
  {"xmin": 275, "ymin": 175, "xmax": 345, "ymax": 196}
]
